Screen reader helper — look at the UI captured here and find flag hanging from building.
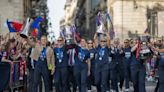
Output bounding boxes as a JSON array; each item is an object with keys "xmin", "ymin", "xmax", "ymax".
[{"xmin": 6, "ymin": 19, "xmax": 23, "ymax": 32}]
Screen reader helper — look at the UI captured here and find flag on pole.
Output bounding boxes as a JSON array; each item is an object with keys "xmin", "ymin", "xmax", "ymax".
[
  {"xmin": 6, "ymin": 19, "xmax": 23, "ymax": 32},
  {"xmin": 70, "ymin": 24, "xmax": 81, "ymax": 41},
  {"xmin": 106, "ymin": 13, "xmax": 115, "ymax": 39},
  {"xmin": 144, "ymin": 28, "xmax": 149, "ymax": 33},
  {"xmin": 31, "ymin": 16, "xmax": 43, "ymax": 28},
  {"xmin": 31, "ymin": 16, "xmax": 43, "ymax": 38},
  {"xmin": 60, "ymin": 27, "xmax": 66, "ymax": 39}
]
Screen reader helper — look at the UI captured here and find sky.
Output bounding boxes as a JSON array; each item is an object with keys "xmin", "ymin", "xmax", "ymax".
[{"xmin": 47, "ymin": 0, "xmax": 65, "ymax": 39}]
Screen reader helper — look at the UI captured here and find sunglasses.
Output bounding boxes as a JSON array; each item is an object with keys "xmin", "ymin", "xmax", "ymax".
[
  {"xmin": 88, "ymin": 42, "xmax": 93, "ymax": 44},
  {"xmin": 101, "ymin": 40, "xmax": 107, "ymax": 42},
  {"xmin": 57, "ymin": 40, "xmax": 63, "ymax": 42},
  {"xmin": 124, "ymin": 42, "xmax": 128, "ymax": 43}
]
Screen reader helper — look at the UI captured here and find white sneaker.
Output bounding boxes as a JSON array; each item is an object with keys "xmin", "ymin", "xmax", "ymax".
[
  {"xmin": 110, "ymin": 89, "xmax": 116, "ymax": 92},
  {"xmin": 125, "ymin": 88, "xmax": 129, "ymax": 92},
  {"xmin": 88, "ymin": 90, "xmax": 91, "ymax": 92}
]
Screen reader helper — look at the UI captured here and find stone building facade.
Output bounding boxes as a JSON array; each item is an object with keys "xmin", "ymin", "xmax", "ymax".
[
  {"xmin": 107, "ymin": 0, "xmax": 164, "ymax": 39},
  {"xmin": 63, "ymin": 0, "xmax": 164, "ymax": 40},
  {"xmin": 0, "ymin": 0, "xmax": 24, "ymax": 35},
  {"xmin": 0, "ymin": 0, "xmax": 47, "ymax": 35}
]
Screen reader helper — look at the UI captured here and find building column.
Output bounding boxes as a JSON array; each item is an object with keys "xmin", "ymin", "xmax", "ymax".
[{"xmin": 86, "ymin": 0, "xmax": 90, "ymax": 30}]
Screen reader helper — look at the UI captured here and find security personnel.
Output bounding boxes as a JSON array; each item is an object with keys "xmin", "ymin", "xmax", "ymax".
[
  {"xmin": 54, "ymin": 37, "xmax": 68, "ymax": 92},
  {"xmin": 25, "ymin": 35, "xmax": 55, "ymax": 92},
  {"xmin": 123, "ymin": 39, "xmax": 132, "ymax": 92},
  {"xmin": 94, "ymin": 32, "xmax": 111, "ymax": 92},
  {"xmin": 73, "ymin": 38, "xmax": 90, "ymax": 92},
  {"xmin": 110, "ymin": 38, "xmax": 125, "ymax": 92},
  {"xmin": 87, "ymin": 40, "xmax": 96, "ymax": 91}
]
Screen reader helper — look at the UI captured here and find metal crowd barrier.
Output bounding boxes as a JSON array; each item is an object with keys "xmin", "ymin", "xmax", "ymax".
[
  {"xmin": 0, "ymin": 62, "xmax": 10, "ymax": 91},
  {"xmin": 0, "ymin": 61, "xmax": 27, "ymax": 92}
]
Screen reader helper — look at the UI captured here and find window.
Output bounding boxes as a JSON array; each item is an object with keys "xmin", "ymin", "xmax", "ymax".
[{"xmin": 91, "ymin": 0, "xmax": 99, "ymax": 10}]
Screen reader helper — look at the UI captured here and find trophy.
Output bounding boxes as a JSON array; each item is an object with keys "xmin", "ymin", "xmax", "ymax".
[
  {"xmin": 139, "ymin": 35, "xmax": 152, "ymax": 60},
  {"xmin": 96, "ymin": 12, "xmax": 108, "ymax": 34}
]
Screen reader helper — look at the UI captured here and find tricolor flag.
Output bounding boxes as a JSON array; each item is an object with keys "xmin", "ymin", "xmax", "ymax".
[{"xmin": 6, "ymin": 19, "xmax": 23, "ymax": 32}]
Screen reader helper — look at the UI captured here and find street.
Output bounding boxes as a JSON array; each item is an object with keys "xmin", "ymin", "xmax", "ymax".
[
  {"xmin": 90, "ymin": 81, "xmax": 157, "ymax": 92},
  {"xmin": 51, "ymin": 81, "xmax": 157, "ymax": 92},
  {"xmin": 0, "ymin": 0, "xmax": 164, "ymax": 92}
]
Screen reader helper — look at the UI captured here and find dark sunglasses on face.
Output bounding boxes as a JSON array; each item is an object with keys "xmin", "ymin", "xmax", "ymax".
[
  {"xmin": 101, "ymin": 40, "xmax": 107, "ymax": 42},
  {"xmin": 57, "ymin": 40, "xmax": 63, "ymax": 42},
  {"xmin": 124, "ymin": 42, "xmax": 128, "ymax": 43},
  {"xmin": 88, "ymin": 42, "xmax": 93, "ymax": 44}
]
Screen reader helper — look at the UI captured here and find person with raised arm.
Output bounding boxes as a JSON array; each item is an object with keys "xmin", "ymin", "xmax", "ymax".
[
  {"xmin": 73, "ymin": 38, "xmax": 90, "ymax": 92},
  {"xmin": 130, "ymin": 37, "xmax": 153, "ymax": 92},
  {"xmin": 110, "ymin": 38, "xmax": 125, "ymax": 92},
  {"xmin": 94, "ymin": 32, "xmax": 111, "ymax": 92},
  {"xmin": 23, "ymin": 35, "xmax": 55, "ymax": 92}
]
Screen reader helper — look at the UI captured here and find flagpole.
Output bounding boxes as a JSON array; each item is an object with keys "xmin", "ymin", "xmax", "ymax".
[{"xmin": 9, "ymin": 32, "xmax": 10, "ymax": 39}]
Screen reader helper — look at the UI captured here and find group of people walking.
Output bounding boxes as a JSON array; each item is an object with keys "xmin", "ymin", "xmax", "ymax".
[{"xmin": 0, "ymin": 31, "xmax": 164, "ymax": 92}]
